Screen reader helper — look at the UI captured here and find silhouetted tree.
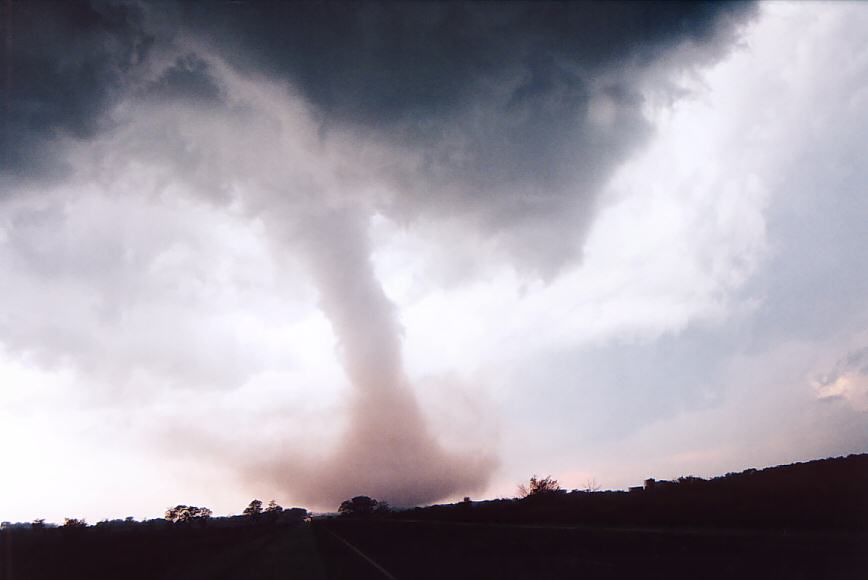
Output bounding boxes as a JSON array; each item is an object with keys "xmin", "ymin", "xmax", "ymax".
[
  {"xmin": 63, "ymin": 518, "xmax": 87, "ymax": 528},
  {"xmin": 265, "ymin": 499, "xmax": 283, "ymax": 513},
  {"xmin": 165, "ymin": 506, "xmax": 182, "ymax": 522},
  {"xmin": 260, "ymin": 499, "xmax": 284, "ymax": 523},
  {"xmin": 243, "ymin": 499, "xmax": 263, "ymax": 518},
  {"xmin": 518, "ymin": 475, "xmax": 561, "ymax": 497},
  {"xmin": 164, "ymin": 505, "xmax": 212, "ymax": 523},
  {"xmin": 31, "ymin": 518, "xmax": 45, "ymax": 529},
  {"xmin": 338, "ymin": 496, "xmax": 380, "ymax": 517}
]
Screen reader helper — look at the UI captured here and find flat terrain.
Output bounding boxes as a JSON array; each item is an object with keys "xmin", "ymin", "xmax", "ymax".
[
  {"xmin": 3, "ymin": 519, "xmax": 866, "ymax": 579},
  {"xmin": 1, "ymin": 522, "xmax": 324, "ymax": 580},
  {"xmin": 314, "ymin": 519, "xmax": 868, "ymax": 580}
]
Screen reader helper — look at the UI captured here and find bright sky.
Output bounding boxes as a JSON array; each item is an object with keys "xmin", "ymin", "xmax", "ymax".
[{"xmin": 1, "ymin": 1, "xmax": 867, "ymax": 523}]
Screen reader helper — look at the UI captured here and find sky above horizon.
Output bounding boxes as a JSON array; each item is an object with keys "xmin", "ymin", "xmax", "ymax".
[{"xmin": 1, "ymin": 0, "xmax": 867, "ymax": 523}]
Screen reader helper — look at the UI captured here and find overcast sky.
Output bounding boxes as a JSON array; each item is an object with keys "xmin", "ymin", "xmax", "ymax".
[{"xmin": 1, "ymin": 0, "xmax": 867, "ymax": 523}]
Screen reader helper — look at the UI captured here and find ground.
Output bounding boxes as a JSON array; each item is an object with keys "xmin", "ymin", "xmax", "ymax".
[{"xmin": 3, "ymin": 519, "xmax": 865, "ymax": 579}]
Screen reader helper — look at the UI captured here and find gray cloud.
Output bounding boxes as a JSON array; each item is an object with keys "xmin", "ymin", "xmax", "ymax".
[
  {"xmin": 0, "ymin": 190, "xmax": 286, "ymax": 392},
  {"xmin": 0, "ymin": 0, "xmax": 152, "ymax": 185},
  {"xmin": 817, "ymin": 347, "xmax": 868, "ymax": 386},
  {"xmin": 178, "ymin": 0, "xmax": 755, "ymax": 274},
  {"xmin": 143, "ymin": 54, "xmax": 223, "ymax": 103},
  {"xmin": 814, "ymin": 347, "xmax": 868, "ymax": 412},
  {"xmin": 181, "ymin": 2, "xmax": 750, "ymax": 125},
  {"xmin": 4, "ymin": 1, "xmax": 756, "ymax": 272}
]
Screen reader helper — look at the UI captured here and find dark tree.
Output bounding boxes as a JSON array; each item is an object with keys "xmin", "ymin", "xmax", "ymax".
[
  {"xmin": 243, "ymin": 499, "xmax": 263, "ymax": 517},
  {"xmin": 518, "ymin": 475, "xmax": 561, "ymax": 498},
  {"xmin": 265, "ymin": 499, "xmax": 283, "ymax": 513},
  {"xmin": 164, "ymin": 505, "xmax": 212, "ymax": 523},
  {"xmin": 164, "ymin": 506, "xmax": 183, "ymax": 522},
  {"xmin": 62, "ymin": 518, "xmax": 87, "ymax": 528},
  {"xmin": 338, "ymin": 496, "xmax": 380, "ymax": 517}
]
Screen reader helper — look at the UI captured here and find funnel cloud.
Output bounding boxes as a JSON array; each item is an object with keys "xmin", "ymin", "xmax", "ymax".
[{"xmin": 261, "ymin": 207, "xmax": 495, "ymax": 506}]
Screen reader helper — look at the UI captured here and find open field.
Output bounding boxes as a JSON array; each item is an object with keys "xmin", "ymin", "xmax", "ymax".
[
  {"xmin": 313, "ymin": 519, "xmax": 868, "ymax": 580},
  {"xmin": 1, "ymin": 522, "xmax": 324, "ymax": 580},
  {"xmin": 3, "ymin": 518, "xmax": 866, "ymax": 579}
]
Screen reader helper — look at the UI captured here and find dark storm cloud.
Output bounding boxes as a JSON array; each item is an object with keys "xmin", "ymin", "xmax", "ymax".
[
  {"xmin": 179, "ymin": 0, "xmax": 756, "ymax": 273},
  {"xmin": 180, "ymin": 2, "xmax": 750, "ymax": 126},
  {"xmin": 143, "ymin": 54, "xmax": 223, "ymax": 103},
  {"xmin": 0, "ymin": 0, "xmax": 152, "ymax": 184},
  {"xmin": 3, "ymin": 1, "xmax": 755, "ymax": 271}
]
